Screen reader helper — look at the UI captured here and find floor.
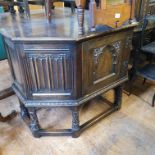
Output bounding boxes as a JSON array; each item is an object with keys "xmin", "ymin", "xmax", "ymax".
[{"xmin": 0, "ymin": 59, "xmax": 155, "ymax": 155}]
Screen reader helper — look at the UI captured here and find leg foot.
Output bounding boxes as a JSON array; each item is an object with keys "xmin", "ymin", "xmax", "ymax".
[
  {"xmin": 19, "ymin": 101, "xmax": 30, "ymax": 121},
  {"xmin": 28, "ymin": 108, "xmax": 41, "ymax": 138},
  {"xmin": 32, "ymin": 131, "xmax": 41, "ymax": 138},
  {"xmin": 76, "ymin": 7, "xmax": 84, "ymax": 35},
  {"xmin": 71, "ymin": 106, "xmax": 80, "ymax": 138}
]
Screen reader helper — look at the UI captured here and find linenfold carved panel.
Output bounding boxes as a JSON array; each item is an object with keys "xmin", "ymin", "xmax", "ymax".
[{"xmin": 25, "ymin": 53, "xmax": 72, "ymax": 93}]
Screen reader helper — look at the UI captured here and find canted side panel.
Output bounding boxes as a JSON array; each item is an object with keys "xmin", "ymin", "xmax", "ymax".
[{"xmin": 4, "ymin": 39, "xmax": 25, "ymax": 94}]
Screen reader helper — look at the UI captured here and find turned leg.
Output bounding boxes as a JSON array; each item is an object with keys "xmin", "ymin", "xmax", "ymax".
[
  {"xmin": 45, "ymin": 0, "xmax": 52, "ymax": 22},
  {"xmin": 89, "ymin": 0, "xmax": 96, "ymax": 31},
  {"xmin": 19, "ymin": 100, "xmax": 30, "ymax": 121},
  {"xmin": 23, "ymin": 0, "xmax": 30, "ymax": 18},
  {"xmin": 75, "ymin": 0, "xmax": 86, "ymax": 35},
  {"xmin": 9, "ymin": 4, "xmax": 16, "ymax": 14},
  {"xmin": 28, "ymin": 108, "xmax": 41, "ymax": 138},
  {"xmin": 114, "ymin": 85, "xmax": 123, "ymax": 110},
  {"xmin": 18, "ymin": 6, "xmax": 24, "ymax": 13},
  {"xmin": 71, "ymin": 106, "xmax": 80, "ymax": 138},
  {"xmin": 70, "ymin": 1, "xmax": 75, "ymax": 13}
]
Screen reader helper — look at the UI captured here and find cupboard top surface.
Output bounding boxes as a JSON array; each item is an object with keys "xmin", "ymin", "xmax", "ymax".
[{"xmin": 0, "ymin": 8, "xmax": 137, "ymax": 42}]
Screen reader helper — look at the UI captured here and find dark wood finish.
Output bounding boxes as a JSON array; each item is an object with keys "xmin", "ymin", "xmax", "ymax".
[
  {"xmin": 0, "ymin": 87, "xmax": 15, "ymax": 100},
  {"xmin": 0, "ymin": 9, "xmax": 136, "ymax": 137},
  {"xmin": 0, "ymin": 0, "xmax": 30, "ymax": 14},
  {"xmin": 45, "ymin": 0, "xmax": 52, "ymax": 22},
  {"xmin": 23, "ymin": 0, "xmax": 30, "ymax": 18},
  {"xmin": 75, "ymin": 0, "xmax": 86, "ymax": 34},
  {"xmin": 89, "ymin": 0, "xmax": 96, "ymax": 31},
  {"xmin": 130, "ymin": 0, "xmax": 136, "ymax": 20},
  {"xmin": 18, "ymin": 85, "xmax": 123, "ymax": 138},
  {"xmin": 0, "ymin": 110, "xmax": 17, "ymax": 122}
]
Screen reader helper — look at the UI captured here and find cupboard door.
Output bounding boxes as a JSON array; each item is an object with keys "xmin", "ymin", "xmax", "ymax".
[{"xmin": 82, "ymin": 31, "xmax": 131, "ymax": 95}]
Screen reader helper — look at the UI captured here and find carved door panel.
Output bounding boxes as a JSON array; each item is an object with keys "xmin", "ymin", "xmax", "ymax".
[{"xmin": 82, "ymin": 33, "xmax": 126, "ymax": 95}]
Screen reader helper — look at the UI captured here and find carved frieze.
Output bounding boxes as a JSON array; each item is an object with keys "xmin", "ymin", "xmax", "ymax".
[
  {"xmin": 125, "ymin": 36, "xmax": 132, "ymax": 49},
  {"xmin": 72, "ymin": 110, "xmax": 79, "ymax": 130},
  {"xmin": 111, "ymin": 41, "xmax": 121, "ymax": 65},
  {"xmin": 92, "ymin": 40, "xmax": 121, "ymax": 84},
  {"xmin": 93, "ymin": 41, "xmax": 121, "ymax": 66},
  {"xmin": 112, "ymin": 41, "xmax": 121, "ymax": 53},
  {"xmin": 120, "ymin": 60, "xmax": 128, "ymax": 77},
  {"xmin": 93, "ymin": 46, "xmax": 106, "ymax": 64}
]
